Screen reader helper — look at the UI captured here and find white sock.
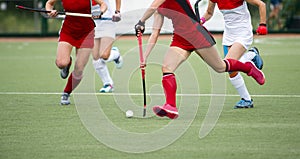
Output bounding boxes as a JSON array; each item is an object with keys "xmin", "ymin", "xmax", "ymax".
[
  {"xmin": 239, "ymin": 50, "xmax": 256, "ymax": 63},
  {"xmin": 93, "ymin": 59, "xmax": 113, "ymax": 86},
  {"xmin": 229, "ymin": 73, "xmax": 251, "ymax": 100},
  {"xmin": 103, "ymin": 48, "xmax": 120, "ymax": 63}
]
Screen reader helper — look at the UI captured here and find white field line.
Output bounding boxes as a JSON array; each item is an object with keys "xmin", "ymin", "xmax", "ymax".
[{"xmin": 0, "ymin": 92, "xmax": 300, "ymax": 98}]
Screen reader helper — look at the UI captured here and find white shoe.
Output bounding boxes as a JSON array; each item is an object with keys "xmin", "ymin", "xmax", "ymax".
[
  {"xmin": 112, "ymin": 47, "xmax": 123, "ymax": 69},
  {"xmin": 60, "ymin": 92, "xmax": 70, "ymax": 105},
  {"xmin": 99, "ymin": 84, "xmax": 114, "ymax": 93}
]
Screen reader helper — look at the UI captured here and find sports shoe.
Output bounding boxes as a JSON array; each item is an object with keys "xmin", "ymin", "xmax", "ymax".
[
  {"xmin": 234, "ymin": 98, "xmax": 253, "ymax": 109},
  {"xmin": 153, "ymin": 104, "xmax": 179, "ymax": 119},
  {"xmin": 249, "ymin": 47, "xmax": 263, "ymax": 70},
  {"xmin": 60, "ymin": 57, "xmax": 72, "ymax": 79},
  {"xmin": 112, "ymin": 47, "xmax": 123, "ymax": 69},
  {"xmin": 99, "ymin": 84, "xmax": 114, "ymax": 93},
  {"xmin": 60, "ymin": 92, "xmax": 70, "ymax": 105},
  {"xmin": 246, "ymin": 61, "xmax": 265, "ymax": 85}
]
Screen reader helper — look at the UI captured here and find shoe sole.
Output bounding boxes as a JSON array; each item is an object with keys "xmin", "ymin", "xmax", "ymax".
[
  {"xmin": 99, "ymin": 88, "xmax": 114, "ymax": 93},
  {"xmin": 153, "ymin": 106, "xmax": 167, "ymax": 117},
  {"xmin": 153, "ymin": 106, "xmax": 178, "ymax": 119},
  {"xmin": 99, "ymin": 89, "xmax": 113, "ymax": 93},
  {"xmin": 234, "ymin": 105, "xmax": 254, "ymax": 109},
  {"xmin": 60, "ymin": 102, "xmax": 70, "ymax": 105}
]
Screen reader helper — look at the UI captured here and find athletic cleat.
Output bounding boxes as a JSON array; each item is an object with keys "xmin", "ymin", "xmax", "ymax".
[
  {"xmin": 153, "ymin": 106, "xmax": 167, "ymax": 117},
  {"xmin": 246, "ymin": 61, "xmax": 265, "ymax": 85},
  {"xmin": 234, "ymin": 98, "xmax": 253, "ymax": 109},
  {"xmin": 60, "ymin": 57, "xmax": 72, "ymax": 79},
  {"xmin": 60, "ymin": 92, "xmax": 70, "ymax": 105},
  {"xmin": 153, "ymin": 104, "xmax": 179, "ymax": 119},
  {"xmin": 99, "ymin": 84, "xmax": 114, "ymax": 93},
  {"xmin": 249, "ymin": 47, "xmax": 263, "ymax": 70},
  {"xmin": 112, "ymin": 47, "xmax": 123, "ymax": 69}
]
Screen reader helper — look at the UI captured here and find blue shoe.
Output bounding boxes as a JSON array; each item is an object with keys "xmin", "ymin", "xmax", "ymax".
[
  {"xmin": 249, "ymin": 47, "xmax": 263, "ymax": 70},
  {"xmin": 60, "ymin": 92, "xmax": 70, "ymax": 105},
  {"xmin": 234, "ymin": 98, "xmax": 253, "ymax": 109}
]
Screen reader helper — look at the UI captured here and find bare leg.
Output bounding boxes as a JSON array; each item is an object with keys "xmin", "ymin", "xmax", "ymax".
[
  {"xmin": 63, "ymin": 48, "xmax": 91, "ymax": 94},
  {"xmin": 195, "ymin": 46, "xmax": 226, "ymax": 73},
  {"xmin": 162, "ymin": 47, "xmax": 190, "ymax": 73},
  {"xmin": 56, "ymin": 42, "xmax": 73, "ymax": 69}
]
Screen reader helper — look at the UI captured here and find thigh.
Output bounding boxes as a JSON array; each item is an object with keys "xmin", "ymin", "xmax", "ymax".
[
  {"xmin": 56, "ymin": 42, "xmax": 73, "ymax": 68},
  {"xmin": 195, "ymin": 46, "xmax": 226, "ymax": 73},
  {"xmin": 162, "ymin": 47, "xmax": 190, "ymax": 73},
  {"xmin": 73, "ymin": 48, "xmax": 92, "ymax": 76},
  {"xmin": 99, "ymin": 37, "xmax": 114, "ymax": 59},
  {"xmin": 225, "ymin": 42, "xmax": 247, "ymax": 60}
]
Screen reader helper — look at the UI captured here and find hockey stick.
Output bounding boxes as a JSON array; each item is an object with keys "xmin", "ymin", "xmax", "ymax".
[
  {"xmin": 194, "ymin": 0, "xmax": 202, "ymax": 22},
  {"xmin": 16, "ymin": 5, "xmax": 103, "ymax": 18},
  {"xmin": 39, "ymin": 11, "xmax": 112, "ymax": 20},
  {"xmin": 137, "ymin": 34, "xmax": 147, "ymax": 117}
]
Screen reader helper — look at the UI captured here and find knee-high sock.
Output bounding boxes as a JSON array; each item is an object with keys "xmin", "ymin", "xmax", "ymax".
[
  {"xmin": 224, "ymin": 59, "xmax": 252, "ymax": 73},
  {"xmin": 103, "ymin": 48, "xmax": 120, "ymax": 63},
  {"xmin": 162, "ymin": 73, "xmax": 177, "ymax": 107},
  {"xmin": 229, "ymin": 73, "xmax": 251, "ymax": 100},
  {"xmin": 64, "ymin": 72, "xmax": 82, "ymax": 94},
  {"xmin": 93, "ymin": 59, "xmax": 113, "ymax": 86}
]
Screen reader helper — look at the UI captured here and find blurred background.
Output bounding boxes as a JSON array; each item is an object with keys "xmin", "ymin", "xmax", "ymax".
[{"xmin": 0, "ymin": 0, "xmax": 299, "ymax": 37}]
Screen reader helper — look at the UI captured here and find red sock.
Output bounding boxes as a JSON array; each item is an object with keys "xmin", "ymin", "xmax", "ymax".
[
  {"xmin": 224, "ymin": 59, "xmax": 251, "ymax": 73},
  {"xmin": 162, "ymin": 73, "xmax": 177, "ymax": 107},
  {"xmin": 64, "ymin": 72, "xmax": 82, "ymax": 94}
]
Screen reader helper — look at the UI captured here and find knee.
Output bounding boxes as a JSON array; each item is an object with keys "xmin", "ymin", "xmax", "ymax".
[
  {"xmin": 162, "ymin": 65, "xmax": 172, "ymax": 73},
  {"xmin": 212, "ymin": 60, "xmax": 227, "ymax": 73},
  {"xmin": 100, "ymin": 50, "xmax": 110, "ymax": 60},
  {"xmin": 213, "ymin": 66, "xmax": 226, "ymax": 73},
  {"xmin": 101, "ymin": 54, "xmax": 110, "ymax": 60},
  {"xmin": 56, "ymin": 58, "xmax": 70, "ymax": 69}
]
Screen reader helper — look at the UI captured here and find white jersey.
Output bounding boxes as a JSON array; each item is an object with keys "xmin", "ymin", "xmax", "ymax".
[
  {"xmin": 92, "ymin": 0, "xmax": 117, "ymax": 39},
  {"xmin": 219, "ymin": 1, "xmax": 253, "ymax": 49},
  {"xmin": 92, "ymin": 0, "xmax": 114, "ymax": 19}
]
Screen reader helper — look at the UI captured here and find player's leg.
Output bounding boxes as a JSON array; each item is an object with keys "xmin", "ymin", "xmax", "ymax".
[
  {"xmin": 92, "ymin": 37, "xmax": 114, "ymax": 93},
  {"xmin": 56, "ymin": 42, "xmax": 73, "ymax": 79},
  {"xmin": 195, "ymin": 46, "xmax": 265, "ymax": 85},
  {"xmin": 153, "ymin": 47, "xmax": 191, "ymax": 119},
  {"xmin": 100, "ymin": 37, "xmax": 123, "ymax": 68},
  {"xmin": 56, "ymin": 41, "xmax": 73, "ymax": 105},
  {"xmin": 224, "ymin": 44, "xmax": 253, "ymax": 108},
  {"xmin": 61, "ymin": 48, "xmax": 91, "ymax": 105}
]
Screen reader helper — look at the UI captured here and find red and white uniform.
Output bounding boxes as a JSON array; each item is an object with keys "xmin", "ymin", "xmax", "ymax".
[
  {"xmin": 59, "ymin": 0, "xmax": 95, "ymax": 48},
  {"xmin": 91, "ymin": 0, "xmax": 116, "ymax": 38},
  {"xmin": 158, "ymin": 0, "xmax": 215, "ymax": 51},
  {"xmin": 211, "ymin": 0, "xmax": 253, "ymax": 49}
]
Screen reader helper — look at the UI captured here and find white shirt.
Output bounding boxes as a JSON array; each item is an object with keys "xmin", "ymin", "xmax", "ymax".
[{"xmin": 219, "ymin": 1, "xmax": 253, "ymax": 48}]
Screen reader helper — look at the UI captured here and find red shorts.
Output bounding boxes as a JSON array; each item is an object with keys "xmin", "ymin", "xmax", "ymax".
[
  {"xmin": 170, "ymin": 24, "xmax": 216, "ymax": 52},
  {"xmin": 59, "ymin": 17, "xmax": 95, "ymax": 49},
  {"xmin": 59, "ymin": 30, "xmax": 94, "ymax": 49}
]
